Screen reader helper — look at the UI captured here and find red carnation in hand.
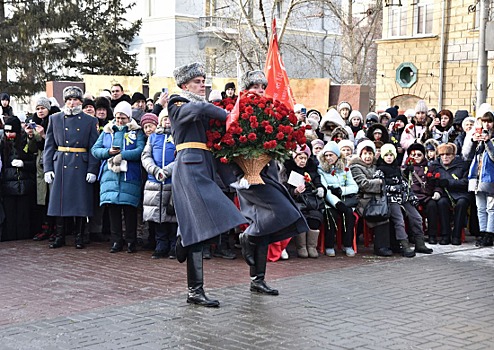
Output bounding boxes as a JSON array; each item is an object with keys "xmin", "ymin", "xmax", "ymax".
[
  {"xmin": 426, "ymin": 172, "xmax": 433, "ymax": 178},
  {"xmin": 304, "ymin": 172, "xmax": 312, "ymax": 183},
  {"xmin": 435, "ymin": 173, "xmax": 440, "ymax": 179},
  {"xmin": 247, "ymin": 133, "xmax": 257, "ymax": 141},
  {"xmin": 331, "ymin": 170, "xmax": 336, "ymax": 176},
  {"xmin": 344, "ymin": 167, "xmax": 349, "ymax": 172}
]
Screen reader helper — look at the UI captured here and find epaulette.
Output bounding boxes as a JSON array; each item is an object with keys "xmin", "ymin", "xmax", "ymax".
[{"xmin": 174, "ymin": 101, "xmax": 185, "ymax": 107}]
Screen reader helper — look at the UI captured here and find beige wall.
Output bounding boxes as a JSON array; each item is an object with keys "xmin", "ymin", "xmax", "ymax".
[{"xmin": 376, "ymin": 0, "xmax": 488, "ymax": 114}]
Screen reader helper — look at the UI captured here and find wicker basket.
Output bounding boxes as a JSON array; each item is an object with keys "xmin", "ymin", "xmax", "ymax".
[{"xmin": 234, "ymin": 154, "xmax": 272, "ymax": 185}]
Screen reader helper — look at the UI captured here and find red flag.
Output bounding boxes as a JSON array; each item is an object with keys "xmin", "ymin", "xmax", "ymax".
[
  {"xmin": 264, "ymin": 18, "xmax": 295, "ymax": 109},
  {"xmin": 226, "ymin": 94, "xmax": 240, "ymax": 131}
]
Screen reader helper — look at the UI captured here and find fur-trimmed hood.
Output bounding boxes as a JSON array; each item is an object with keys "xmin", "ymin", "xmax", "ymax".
[
  {"xmin": 366, "ymin": 123, "xmax": 390, "ymax": 143},
  {"xmin": 329, "ymin": 125, "xmax": 350, "ymax": 141},
  {"xmin": 320, "ymin": 109, "xmax": 345, "ymax": 135},
  {"xmin": 103, "ymin": 118, "xmax": 141, "ymax": 134}
]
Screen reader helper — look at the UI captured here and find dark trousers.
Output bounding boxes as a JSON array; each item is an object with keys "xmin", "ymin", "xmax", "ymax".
[
  {"xmin": 438, "ymin": 197, "xmax": 469, "ymax": 239},
  {"xmin": 423, "ymin": 199, "xmax": 438, "ymax": 238},
  {"xmin": 324, "ymin": 206, "xmax": 355, "ymax": 248},
  {"xmin": 108, "ymin": 204, "xmax": 137, "ymax": 244},
  {"xmin": 2, "ymin": 195, "xmax": 32, "ymax": 241},
  {"xmin": 155, "ymin": 222, "xmax": 178, "ymax": 252}
]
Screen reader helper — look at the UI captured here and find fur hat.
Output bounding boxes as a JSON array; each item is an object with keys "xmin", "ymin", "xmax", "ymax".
[
  {"xmin": 140, "ymin": 113, "xmax": 159, "ymax": 127},
  {"xmin": 311, "ymin": 139, "xmax": 324, "ymax": 149},
  {"xmin": 208, "ymin": 90, "xmax": 222, "ymax": 102},
  {"xmin": 131, "ymin": 92, "xmax": 146, "ymax": 105},
  {"xmin": 63, "ymin": 86, "xmax": 83, "ymax": 102},
  {"xmin": 437, "ymin": 142, "xmax": 457, "ymax": 156},
  {"xmin": 461, "ymin": 116, "xmax": 476, "ymax": 131},
  {"xmin": 321, "ymin": 141, "xmax": 340, "ymax": 158},
  {"xmin": 380, "ymin": 143, "xmax": 397, "ymax": 159},
  {"xmin": 415, "ymin": 100, "xmax": 428, "ymax": 113},
  {"xmin": 224, "ymin": 82, "xmax": 235, "ymax": 91},
  {"xmin": 338, "ymin": 139, "xmax": 354, "ymax": 152},
  {"xmin": 82, "ymin": 98, "xmax": 95, "ymax": 109},
  {"xmin": 356, "ymin": 139, "xmax": 376, "ymax": 156},
  {"xmin": 293, "ymin": 144, "xmax": 311, "ymax": 158},
  {"xmin": 408, "ymin": 142, "xmax": 426, "ymax": 155},
  {"xmin": 36, "ymin": 97, "xmax": 51, "ymax": 111},
  {"xmin": 424, "ymin": 138, "xmax": 439, "ymax": 151},
  {"xmin": 95, "ymin": 96, "xmax": 111, "ymax": 111},
  {"xmin": 4, "ymin": 116, "xmax": 21, "ymax": 134},
  {"xmin": 349, "ymin": 110, "xmax": 363, "ymax": 123},
  {"xmin": 337, "ymin": 101, "xmax": 351, "ymax": 112},
  {"xmin": 114, "ymin": 101, "xmax": 132, "ymax": 118},
  {"xmin": 241, "ymin": 70, "xmax": 268, "ymax": 91},
  {"xmin": 173, "ymin": 62, "xmax": 206, "ymax": 88}
]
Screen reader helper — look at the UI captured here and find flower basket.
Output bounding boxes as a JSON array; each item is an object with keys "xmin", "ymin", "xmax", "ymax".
[{"xmin": 234, "ymin": 154, "xmax": 272, "ymax": 185}]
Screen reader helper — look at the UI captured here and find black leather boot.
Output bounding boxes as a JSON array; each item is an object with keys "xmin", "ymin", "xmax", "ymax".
[
  {"xmin": 186, "ymin": 244, "xmax": 220, "ymax": 307},
  {"xmin": 49, "ymin": 219, "xmax": 65, "ymax": 249},
  {"xmin": 239, "ymin": 232, "xmax": 256, "ymax": 266},
  {"xmin": 399, "ymin": 239, "xmax": 416, "ymax": 258},
  {"xmin": 75, "ymin": 217, "xmax": 85, "ymax": 249},
  {"xmin": 414, "ymin": 236, "xmax": 433, "ymax": 254},
  {"xmin": 373, "ymin": 223, "xmax": 392, "ymax": 256},
  {"xmin": 250, "ymin": 243, "xmax": 279, "ymax": 296},
  {"xmin": 175, "ymin": 235, "xmax": 188, "ymax": 263}
]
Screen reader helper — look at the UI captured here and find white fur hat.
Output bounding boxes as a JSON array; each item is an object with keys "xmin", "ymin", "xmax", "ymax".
[
  {"xmin": 356, "ymin": 139, "xmax": 376, "ymax": 156},
  {"xmin": 337, "ymin": 101, "xmax": 352, "ymax": 112},
  {"xmin": 338, "ymin": 139, "xmax": 355, "ymax": 152}
]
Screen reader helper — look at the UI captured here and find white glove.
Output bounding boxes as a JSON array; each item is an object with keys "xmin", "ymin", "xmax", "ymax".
[
  {"xmin": 230, "ymin": 178, "xmax": 250, "ymax": 190},
  {"xmin": 86, "ymin": 173, "xmax": 97, "ymax": 183},
  {"xmin": 11, "ymin": 159, "xmax": 24, "ymax": 167},
  {"xmin": 432, "ymin": 192, "xmax": 441, "ymax": 201},
  {"xmin": 316, "ymin": 187, "xmax": 324, "ymax": 198},
  {"xmin": 44, "ymin": 171, "xmax": 55, "ymax": 184},
  {"xmin": 155, "ymin": 169, "xmax": 166, "ymax": 182}
]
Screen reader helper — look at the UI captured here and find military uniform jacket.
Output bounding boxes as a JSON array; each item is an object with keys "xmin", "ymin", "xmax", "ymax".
[
  {"xmin": 43, "ymin": 111, "xmax": 99, "ymax": 217},
  {"xmin": 168, "ymin": 95, "xmax": 247, "ymax": 247}
]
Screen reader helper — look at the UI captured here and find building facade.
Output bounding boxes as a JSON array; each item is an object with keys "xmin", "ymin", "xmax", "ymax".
[{"xmin": 376, "ymin": 0, "xmax": 492, "ymax": 114}]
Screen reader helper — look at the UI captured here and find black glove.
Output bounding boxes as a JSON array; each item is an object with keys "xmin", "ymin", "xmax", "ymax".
[
  {"xmin": 404, "ymin": 165, "xmax": 414, "ymax": 175},
  {"xmin": 329, "ymin": 186, "xmax": 342, "ymax": 198},
  {"xmin": 438, "ymin": 179, "xmax": 449, "ymax": 188},
  {"xmin": 335, "ymin": 201, "xmax": 347, "ymax": 212}
]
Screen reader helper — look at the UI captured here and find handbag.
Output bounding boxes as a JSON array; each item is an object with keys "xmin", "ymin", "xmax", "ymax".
[
  {"xmin": 363, "ymin": 184, "xmax": 389, "ymax": 222},
  {"xmin": 341, "ymin": 194, "xmax": 359, "ymax": 208},
  {"xmin": 299, "ymin": 191, "xmax": 325, "ymax": 211}
]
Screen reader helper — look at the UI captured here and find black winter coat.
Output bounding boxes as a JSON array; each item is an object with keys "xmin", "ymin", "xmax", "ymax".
[
  {"xmin": 1, "ymin": 135, "xmax": 36, "ymax": 196},
  {"xmin": 431, "ymin": 156, "xmax": 469, "ymax": 201}
]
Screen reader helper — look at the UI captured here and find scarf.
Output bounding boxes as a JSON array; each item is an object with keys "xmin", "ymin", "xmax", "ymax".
[
  {"xmin": 180, "ymin": 90, "xmax": 206, "ymax": 103},
  {"xmin": 62, "ymin": 105, "xmax": 82, "ymax": 115}
]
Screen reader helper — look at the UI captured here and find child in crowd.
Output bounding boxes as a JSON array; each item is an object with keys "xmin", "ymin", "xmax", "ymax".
[{"xmin": 375, "ymin": 143, "xmax": 433, "ymax": 257}]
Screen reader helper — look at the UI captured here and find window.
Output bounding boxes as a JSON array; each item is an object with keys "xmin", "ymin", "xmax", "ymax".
[
  {"xmin": 388, "ymin": 1, "xmax": 407, "ymax": 37},
  {"xmin": 147, "ymin": 0, "xmax": 155, "ymax": 17},
  {"xmin": 414, "ymin": 0, "xmax": 433, "ymax": 35},
  {"xmin": 275, "ymin": 0, "xmax": 282, "ymax": 19},
  {"xmin": 146, "ymin": 47, "xmax": 156, "ymax": 76}
]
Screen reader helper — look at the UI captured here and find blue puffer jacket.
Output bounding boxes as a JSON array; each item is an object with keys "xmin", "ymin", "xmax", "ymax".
[
  {"xmin": 146, "ymin": 132, "xmax": 175, "ymax": 185},
  {"xmin": 91, "ymin": 119, "xmax": 145, "ymax": 207},
  {"xmin": 467, "ymin": 139, "xmax": 494, "ymax": 194}
]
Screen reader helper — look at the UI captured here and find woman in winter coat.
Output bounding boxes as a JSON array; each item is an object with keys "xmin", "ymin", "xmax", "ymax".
[
  {"xmin": 349, "ymin": 140, "xmax": 393, "ymax": 256},
  {"xmin": 141, "ymin": 114, "xmax": 177, "ymax": 259},
  {"xmin": 284, "ymin": 145, "xmax": 325, "ymax": 259},
  {"xmin": 318, "ymin": 141, "xmax": 358, "ymax": 257},
  {"xmin": 427, "ymin": 109, "xmax": 456, "ymax": 144},
  {"xmin": 432, "ymin": 143, "xmax": 470, "ymax": 245},
  {"xmin": 91, "ymin": 101, "xmax": 145, "ymax": 254},
  {"xmin": 467, "ymin": 112, "xmax": 494, "ymax": 246},
  {"xmin": 0, "ymin": 117, "xmax": 36, "ymax": 241}
]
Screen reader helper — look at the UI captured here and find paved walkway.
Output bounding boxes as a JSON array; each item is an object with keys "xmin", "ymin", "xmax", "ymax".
[{"xmin": 1, "ymin": 239, "xmax": 493, "ymax": 349}]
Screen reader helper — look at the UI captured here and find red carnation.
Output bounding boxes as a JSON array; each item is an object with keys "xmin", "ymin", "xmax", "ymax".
[
  {"xmin": 265, "ymin": 125, "xmax": 274, "ymax": 134},
  {"xmin": 249, "ymin": 116, "xmax": 257, "ymax": 123},
  {"xmin": 426, "ymin": 173, "xmax": 433, "ymax": 178},
  {"xmin": 220, "ymin": 157, "xmax": 228, "ymax": 164},
  {"xmin": 239, "ymin": 135, "xmax": 248, "ymax": 143},
  {"xmin": 435, "ymin": 173, "xmax": 440, "ymax": 179},
  {"xmin": 247, "ymin": 133, "xmax": 257, "ymax": 141},
  {"xmin": 276, "ymin": 132, "xmax": 284, "ymax": 140},
  {"xmin": 344, "ymin": 167, "xmax": 349, "ymax": 172},
  {"xmin": 331, "ymin": 170, "xmax": 336, "ymax": 176}
]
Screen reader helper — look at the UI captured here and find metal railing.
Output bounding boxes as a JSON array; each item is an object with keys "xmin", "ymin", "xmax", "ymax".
[{"xmin": 199, "ymin": 16, "xmax": 237, "ymax": 30}]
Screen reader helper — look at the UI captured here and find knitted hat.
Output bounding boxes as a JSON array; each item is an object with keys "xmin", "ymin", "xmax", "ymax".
[
  {"xmin": 82, "ymin": 98, "xmax": 95, "ymax": 109},
  {"xmin": 338, "ymin": 139, "xmax": 354, "ymax": 152},
  {"xmin": 208, "ymin": 90, "xmax": 222, "ymax": 102},
  {"xmin": 395, "ymin": 114, "xmax": 408, "ymax": 125},
  {"xmin": 95, "ymin": 96, "xmax": 111, "ymax": 111},
  {"xmin": 311, "ymin": 139, "xmax": 324, "ymax": 149},
  {"xmin": 356, "ymin": 139, "xmax": 376, "ymax": 156},
  {"xmin": 140, "ymin": 113, "xmax": 159, "ymax": 127},
  {"xmin": 437, "ymin": 142, "xmax": 457, "ymax": 156},
  {"xmin": 113, "ymin": 101, "xmax": 132, "ymax": 118},
  {"xmin": 408, "ymin": 142, "xmax": 426, "ymax": 155},
  {"xmin": 294, "ymin": 103, "xmax": 306, "ymax": 113},
  {"xmin": 0, "ymin": 92, "xmax": 10, "ymax": 101},
  {"xmin": 380, "ymin": 143, "xmax": 397, "ymax": 159},
  {"xmin": 349, "ymin": 110, "xmax": 363, "ymax": 122},
  {"xmin": 321, "ymin": 141, "xmax": 340, "ymax": 158},
  {"xmin": 453, "ymin": 110, "xmax": 469, "ymax": 125},
  {"xmin": 173, "ymin": 62, "xmax": 206, "ymax": 88},
  {"xmin": 415, "ymin": 100, "xmax": 428, "ymax": 113},
  {"xmin": 365, "ymin": 112, "xmax": 378, "ymax": 123},
  {"xmin": 4, "ymin": 117, "xmax": 21, "ymax": 134},
  {"xmin": 131, "ymin": 92, "xmax": 146, "ymax": 105},
  {"xmin": 337, "ymin": 101, "xmax": 351, "ymax": 112},
  {"xmin": 293, "ymin": 144, "xmax": 311, "ymax": 158},
  {"xmin": 36, "ymin": 97, "xmax": 51, "ymax": 111},
  {"xmin": 385, "ymin": 106, "xmax": 398, "ymax": 119},
  {"xmin": 241, "ymin": 70, "xmax": 268, "ymax": 91},
  {"xmin": 63, "ymin": 86, "xmax": 83, "ymax": 102},
  {"xmin": 307, "ymin": 109, "xmax": 322, "ymax": 122},
  {"xmin": 224, "ymin": 82, "xmax": 235, "ymax": 91}
]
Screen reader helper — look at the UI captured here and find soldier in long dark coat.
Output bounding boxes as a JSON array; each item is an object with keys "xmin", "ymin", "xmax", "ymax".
[
  {"xmin": 235, "ymin": 71, "xmax": 309, "ymax": 296},
  {"xmin": 168, "ymin": 63, "xmax": 247, "ymax": 308},
  {"xmin": 43, "ymin": 86, "xmax": 99, "ymax": 249}
]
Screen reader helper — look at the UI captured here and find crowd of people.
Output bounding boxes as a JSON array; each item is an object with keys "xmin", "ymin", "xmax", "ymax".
[{"xmin": 0, "ymin": 64, "xmax": 493, "ymax": 306}]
